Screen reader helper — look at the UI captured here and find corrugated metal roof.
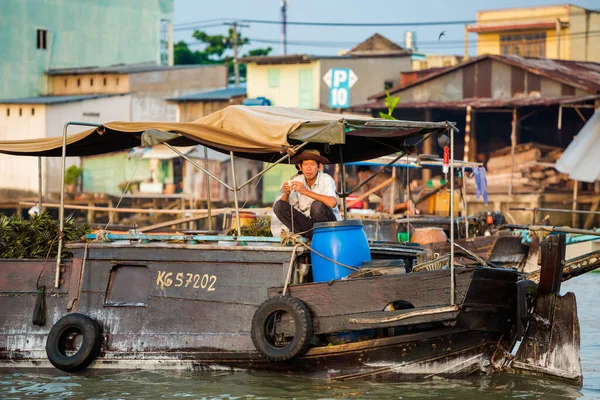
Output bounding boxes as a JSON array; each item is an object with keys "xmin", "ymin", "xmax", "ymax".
[
  {"xmin": 0, "ymin": 94, "xmax": 124, "ymax": 105},
  {"xmin": 46, "ymin": 63, "xmax": 215, "ymax": 76},
  {"xmin": 352, "ymin": 95, "xmax": 600, "ymax": 112},
  {"xmin": 373, "ymin": 54, "xmax": 600, "ymax": 100},
  {"xmin": 166, "ymin": 87, "xmax": 246, "ymax": 102}
]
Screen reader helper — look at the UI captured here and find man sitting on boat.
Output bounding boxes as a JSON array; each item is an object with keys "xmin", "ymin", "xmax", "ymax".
[
  {"xmin": 273, "ymin": 149, "xmax": 341, "ymax": 237},
  {"xmin": 357, "ymin": 166, "xmax": 414, "ymax": 214}
]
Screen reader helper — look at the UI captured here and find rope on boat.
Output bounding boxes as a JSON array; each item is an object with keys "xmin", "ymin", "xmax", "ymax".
[{"xmin": 280, "ymin": 231, "xmax": 360, "ymax": 296}]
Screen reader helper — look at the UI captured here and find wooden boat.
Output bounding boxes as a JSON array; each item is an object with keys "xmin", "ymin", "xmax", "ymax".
[{"xmin": 0, "ymin": 106, "xmax": 595, "ymax": 384}]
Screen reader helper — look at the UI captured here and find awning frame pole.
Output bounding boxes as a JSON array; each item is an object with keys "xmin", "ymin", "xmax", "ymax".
[
  {"xmin": 449, "ymin": 122, "xmax": 457, "ymax": 306},
  {"xmin": 164, "ymin": 143, "xmax": 232, "ymax": 190},
  {"xmin": 238, "ymin": 142, "xmax": 308, "ymax": 190},
  {"xmin": 55, "ymin": 122, "xmax": 101, "ymax": 289},
  {"xmin": 38, "ymin": 157, "xmax": 43, "ymax": 213},
  {"xmin": 230, "ymin": 151, "xmax": 242, "ymax": 236},
  {"xmin": 204, "ymin": 146, "xmax": 212, "ymax": 231}
]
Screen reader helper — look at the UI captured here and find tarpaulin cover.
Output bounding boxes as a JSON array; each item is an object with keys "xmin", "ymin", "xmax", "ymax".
[
  {"xmin": 0, "ymin": 106, "xmax": 448, "ymax": 163},
  {"xmin": 556, "ymin": 108, "xmax": 600, "ymax": 183}
]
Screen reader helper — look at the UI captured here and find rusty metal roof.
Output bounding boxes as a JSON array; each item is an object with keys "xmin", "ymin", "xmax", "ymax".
[
  {"xmin": 373, "ymin": 54, "xmax": 600, "ymax": 100},
  {"xmin": 352, "ymin": 95, "xmax": 600, "ymax": 112}
]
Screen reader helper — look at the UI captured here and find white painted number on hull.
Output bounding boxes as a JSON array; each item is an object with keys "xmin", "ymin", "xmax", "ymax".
[{"xmin": 156, "ymin": 271, "xmax": 216, "ymax": 291}]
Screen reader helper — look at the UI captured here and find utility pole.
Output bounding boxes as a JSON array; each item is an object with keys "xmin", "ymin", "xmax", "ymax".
[
  {"xmin": 281, "ymin": 0, "xmax": 287, "ymax": 55},
  {"xmin": 232, "ymin": 21, "xmax": 240, "ymax": 87}
]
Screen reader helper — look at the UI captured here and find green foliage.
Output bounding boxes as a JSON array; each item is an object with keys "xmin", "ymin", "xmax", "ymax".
[
  {"xmin": 378, "ymin": 90, "xmax": 400, "ymax": 120},
  {"xmin": 0, "ymin": 213, "xmax": 90, "ymax": 259},
  {"xmin": 227, "ymin": 217, "xmax": 273, "ymax": 237},
  {"xmin": 174, "ymin": 29, "xmax": 273, "ymax": 81},
  {"xmin": 64, "ymin": 165, "xmax": 82, "ymax": 185}
]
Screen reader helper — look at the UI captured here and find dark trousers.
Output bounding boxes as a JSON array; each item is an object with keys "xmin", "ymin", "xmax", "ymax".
[{"xmin": 273, "ymin": 200, "xmax": 336, "ymax": 237}]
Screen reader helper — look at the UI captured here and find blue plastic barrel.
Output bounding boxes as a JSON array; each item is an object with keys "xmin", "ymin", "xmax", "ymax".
[{"xmin": 311, "ymin": 220, "xmax": 371, "ymax": 282}]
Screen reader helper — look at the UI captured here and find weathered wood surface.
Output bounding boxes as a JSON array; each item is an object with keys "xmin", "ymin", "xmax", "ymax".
[
  {"xmin": 271, "ymin": 268, "xmax": 473, "ymax": 315},
  {"xmin": 0, "ymin": 259, "xmax": 72, "ymax": 294},
  {"xmin": 269, "ymin": 268, "xmax": 477, "ymax": 334},
  {"xmin": 315, "ymin": 307, "xmax": 459, "ymax": 334},
  {"xmin": 538, "ymin": 234, "xmax": 566, "ymax": 296},
  {"xmin": 512, "ymin": 293, "xmax": 582, "ymax": 384}
]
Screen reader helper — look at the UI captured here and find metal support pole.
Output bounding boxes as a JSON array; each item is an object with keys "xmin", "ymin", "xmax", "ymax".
[
  {"xmin": 572, "ymin": 180, "xmax": 579, "ymax": 228},
  {"xmin": 230, "ymin": 151, "xmax": 242, "ymax": 236},
  {"xmin": 238, "ymin": 142, "xmax": 308, "ymax": 189},
  {"xmin": 165, "ymin": 143, "xmax": 232, "ymax": 190},
  {"xmin": 390, "ymin": 166, "xmax": 396, "ymax": 217},
  {"xmin": 204, "ymin": 146, "xmax": 212, "ymax": 231},
  {"xmin": 463, "ymin": 166, "xmax": 469, "ymax": 239},
  {"xmin": 38, "ymin": 157, "xmax": 43, "ymax": 213},
  {"xmin": 233, "ymin": 22, "xmax": 239, "ymax": 88},
  {"xmin": 55, "ymin": 122, "xmax": 101, "ymax": 288},
  {"xmin": 509, "ymin": 108, "xmax": 517, "ymax": 196},
  {"xmin": 340, "ymin": 149, "xmax": 347, "ymax": 220},
  {"xmin": 450, "ymin": 125, "xmax": 456, "ymax": 305}
]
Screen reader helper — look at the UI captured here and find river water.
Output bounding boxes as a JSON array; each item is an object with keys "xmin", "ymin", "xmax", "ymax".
[{"xmin": 1, "ymin": 274, "xmax": 599, "ymax": 400}]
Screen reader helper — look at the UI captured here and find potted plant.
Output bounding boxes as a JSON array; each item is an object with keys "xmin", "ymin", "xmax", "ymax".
[{"xmin": 64, "ymin": 165, "xmax": 83, "ymax": 193}]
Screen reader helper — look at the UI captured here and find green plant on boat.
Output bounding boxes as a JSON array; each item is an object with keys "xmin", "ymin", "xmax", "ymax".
[
  {"xmin": 378, "ymin": 89, "xmax": 400, "ymax": 121},
  {"xmin": 227, "ymin": 217, "xmax": 273, "ymax": 237},
  {"xmin": 0, "ymin": 213, "xmax": 90, "ymax": 259},
  {"xmin": 64, "ymin": 165, "xmax": 83, "ymax": 185}
]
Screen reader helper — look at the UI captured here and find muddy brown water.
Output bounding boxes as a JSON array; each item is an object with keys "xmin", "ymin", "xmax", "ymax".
[{"xmin": 1, "ymin": 273, "xmax": 599, "ymax": 400}]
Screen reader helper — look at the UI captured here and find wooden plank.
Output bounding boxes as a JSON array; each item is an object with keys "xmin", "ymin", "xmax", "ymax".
[
  {"xmin": 271, "ymin": 268, "xmax": 473, "ymax": 317},
  {"xmin": 538, "ymin": 234, "xmax": 566, "ymax": 296},
  {"xmin": 312, "ymin": 306, "xmax": 459, "ymax": 334}
]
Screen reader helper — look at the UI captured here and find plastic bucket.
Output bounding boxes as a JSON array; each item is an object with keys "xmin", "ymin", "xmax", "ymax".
[{"xmin": 311, "ymin": 220, "xmax": 371, "ymax": 282}]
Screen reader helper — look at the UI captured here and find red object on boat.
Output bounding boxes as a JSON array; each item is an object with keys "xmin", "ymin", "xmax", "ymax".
[{"xmin": 346, "ymin": 196, "xmax": 363, "ymax": 209}]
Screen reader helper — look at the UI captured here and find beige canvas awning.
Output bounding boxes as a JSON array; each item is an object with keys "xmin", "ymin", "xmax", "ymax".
[{"xmin": 0, "ymin": 106, "xmax": 448, "ymax": 163}]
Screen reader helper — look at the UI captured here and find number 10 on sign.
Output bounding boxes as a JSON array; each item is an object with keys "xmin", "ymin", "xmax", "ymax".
[{"xmin": 330, "ymin": 87, "xmax": 348, "ymax": 108}]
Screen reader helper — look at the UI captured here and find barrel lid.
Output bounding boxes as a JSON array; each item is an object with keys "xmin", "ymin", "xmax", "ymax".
[{"xmin": 314, "ymin": 220, "xmax": 363, "ymax": 229}]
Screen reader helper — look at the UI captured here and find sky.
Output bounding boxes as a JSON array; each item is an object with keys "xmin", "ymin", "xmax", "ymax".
[{"xmin": 173, "ymin": 0, "xmax": 600, "ymax": 58}]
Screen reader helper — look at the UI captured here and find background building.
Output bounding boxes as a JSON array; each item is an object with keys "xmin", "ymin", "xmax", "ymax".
[
  {"xmin": 241, "ymin": 34, "xmax": 411, "ymax": 110},
  {"xmin": 0, "ymin": 0, "xmax": 175, "ymax": 99},
  {"xmin": 467, "ymin": 4, "xmax": 600, "ymax": 61}
]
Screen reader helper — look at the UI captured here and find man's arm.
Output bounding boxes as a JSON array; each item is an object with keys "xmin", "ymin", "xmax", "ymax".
[{"xmin": 292, "ymin": 178, "xmax": 337, "ymax": 209}]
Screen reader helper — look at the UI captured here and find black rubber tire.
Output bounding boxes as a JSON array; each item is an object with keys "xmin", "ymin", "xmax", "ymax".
[
  {"xmin": 45, "ymin": 313, "xmax": 102, "ymax": 373},
  {"xmin": 251, "ymin": 296, "xmax": 313, "ymax": 362}
]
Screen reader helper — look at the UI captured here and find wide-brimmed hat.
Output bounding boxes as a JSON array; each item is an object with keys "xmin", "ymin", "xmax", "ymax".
[{"xmin": 291, "ymin": 149, "xmax": 330, "ymax": 164}]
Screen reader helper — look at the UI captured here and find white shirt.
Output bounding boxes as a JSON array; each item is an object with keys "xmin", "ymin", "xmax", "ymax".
[{"xmin": 271, "ymin": 171, "xmax": 342, "ymax": 236}]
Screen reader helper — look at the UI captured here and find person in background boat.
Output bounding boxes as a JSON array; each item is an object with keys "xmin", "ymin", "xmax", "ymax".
[
  {"xmin": 356, "ymin": 166, "xmax": 414, "ymax": 214},
  {"xmin": 273, "ymin": 150, "xmax": 341, "ymax": 237}
]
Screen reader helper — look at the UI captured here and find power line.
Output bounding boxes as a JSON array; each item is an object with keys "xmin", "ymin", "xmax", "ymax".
[
  {"xmin": 181, "ymin": 29, "xmax": 600, "ymax": 51},
  {"xmin": 173, "ymin": 8, "xmax": 600, "ymax": 30}
]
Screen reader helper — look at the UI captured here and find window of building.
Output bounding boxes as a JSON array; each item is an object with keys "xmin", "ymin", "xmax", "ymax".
[
  {"xmin": 384, "ymin": 80, "xmax": 394, "ymax": 90},
  {"xmin": 116, "ymin": 77, "xmax": 120, "ymax": 85},
  {"xmin": 419, "ymin": 61, "xmax": 428, "ymax": 70},
  {"xmin": 268, "ymin": 69, "xmax": 280, "ymax": 88},
  {"xmin": 77, "ymin": 78, "xmax": 81, "ymax": 87},
  {"xmin": 90, "ymin": 78, "xmax": 94, "ymax": 86},
  {"xmin": 36, "ymin": 29, "xmax": 47, "ymax": 50},
  {"xmin": 103, "ymin": 77, "xmax": 107, "ymax": 86},
  {"xmin": 64, "ymin": 79, "xmax": 67, "ymax": 87},
  {"xmin": 19, "ymin": 108, "xmax": 22, "ymax": 116},
  {"xmin": 500, "ymin": 32, "xmax": 546, "ymax": 57},
  {"xmin": 6, "ymin": 108, "xmax": 9, "ymax": 117},
  {"xmin": 31, "ymin": 108, "xmax": 35, "ymax": 116}
]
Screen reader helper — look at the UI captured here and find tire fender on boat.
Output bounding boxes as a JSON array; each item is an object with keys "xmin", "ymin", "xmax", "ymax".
[
  {"xmin": 45, "ymin": 313, "xmax": 102, "ymax": 373},
  {"xmin": 251, "ymin": 296, "xmax": 313, "ymax": 361}
]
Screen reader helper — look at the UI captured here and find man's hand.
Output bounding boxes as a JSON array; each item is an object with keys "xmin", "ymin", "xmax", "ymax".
[
  {"xmin": 291, "ymin": 181, "xmax": 308, "ymax": 196},
  {"xmin": 282, "ymin": 182, "xmax": 292, "ymax": 196}
]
